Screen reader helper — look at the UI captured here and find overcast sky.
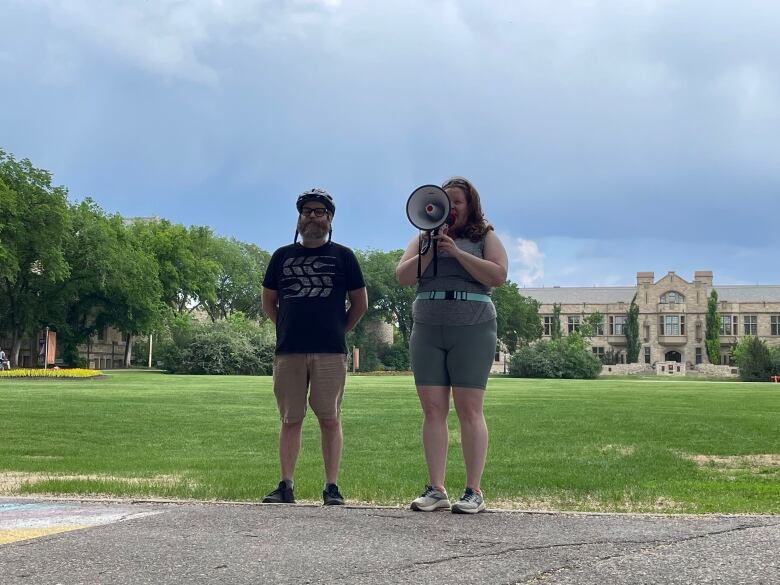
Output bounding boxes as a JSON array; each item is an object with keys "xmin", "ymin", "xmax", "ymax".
[{"xmin": 2, "ymin": 0, "xmax": 779, "ymax": 287}]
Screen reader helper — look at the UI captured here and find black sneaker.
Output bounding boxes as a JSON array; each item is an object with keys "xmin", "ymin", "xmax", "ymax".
[
  {"xmin": 262, "ymin": 481, "xmax": 295, "ymax": 504},
  {"xmin": 323, "ymin": 483, "xmax": 345, "ymax": 506}
]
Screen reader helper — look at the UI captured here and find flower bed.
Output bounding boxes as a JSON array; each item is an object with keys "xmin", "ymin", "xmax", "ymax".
[{"xmin": 0, "ymin": 368, "xmax": 103, "ymax": 379}]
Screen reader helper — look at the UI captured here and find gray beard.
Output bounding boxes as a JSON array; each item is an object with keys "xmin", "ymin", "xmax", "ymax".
[{"xmin": 298, "ymin": 220, "xmax": 329, "ymax": 241}]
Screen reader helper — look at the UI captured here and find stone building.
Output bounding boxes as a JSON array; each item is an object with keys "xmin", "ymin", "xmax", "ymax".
[
  {"xmin": 520, "ymin": 271, "xmax": 780, "ymax": 367},
  {"xmin": 1, "ymin": 325, "xmax": 131, "ymax": 369}
]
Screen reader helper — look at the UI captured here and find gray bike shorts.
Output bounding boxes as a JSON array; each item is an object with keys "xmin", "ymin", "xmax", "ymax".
[{"xmin": 409, "ymin": 319, "xmax": 497, "ymax": 390}]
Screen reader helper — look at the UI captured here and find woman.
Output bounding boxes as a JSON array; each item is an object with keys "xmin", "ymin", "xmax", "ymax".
[{"xmin": 396, "ymin": 177, "xmax": 508, "ymax": 514}]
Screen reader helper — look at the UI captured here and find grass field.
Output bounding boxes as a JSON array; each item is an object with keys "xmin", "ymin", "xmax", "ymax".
[{"xmin": 1, "ymin": 371, "xmax": 778, "ymax": 513}]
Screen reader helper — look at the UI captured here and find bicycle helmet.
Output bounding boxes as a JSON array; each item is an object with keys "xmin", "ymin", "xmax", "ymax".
[{"xmin": 296, "ymin": 188, "xmax": 335, "ymax": 216}]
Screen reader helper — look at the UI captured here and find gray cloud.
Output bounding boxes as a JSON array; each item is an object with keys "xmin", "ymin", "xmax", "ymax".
[{"xmin": 2, "ymin": 0, "xmax": 779, "ymax": 283}]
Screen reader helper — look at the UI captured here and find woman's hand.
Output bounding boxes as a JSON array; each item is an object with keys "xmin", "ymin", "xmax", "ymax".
[{"xmin": 433, "ymin": 229, "xmax": 462, "ymax": 258}]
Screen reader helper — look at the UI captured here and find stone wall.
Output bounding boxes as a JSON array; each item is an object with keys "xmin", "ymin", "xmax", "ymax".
[
  {"xmin": 692, "ymin": 364, "xmax": 739, "ymax": 378},
  {"xmin": 600, "ymin": 364, "xmax": 652, "ymax": 376}
]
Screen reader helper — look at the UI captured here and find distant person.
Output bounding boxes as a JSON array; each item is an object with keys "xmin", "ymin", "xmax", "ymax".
[
  {"xmin": 261, "ymin": 188, "xmax": 368, "ymax": 506},
  {"xmin": 396, "ymin": 177, "xmax": 508, "ymax": 514},
  {"xmin": 0, "ymin": 348, "xmax": 8, "ymax": 370}
]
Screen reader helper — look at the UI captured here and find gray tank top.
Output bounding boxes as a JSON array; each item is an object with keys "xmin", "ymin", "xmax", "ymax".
[{"xmin": 413, "ymin": 236, "xmax": 497, "ymax": 326}]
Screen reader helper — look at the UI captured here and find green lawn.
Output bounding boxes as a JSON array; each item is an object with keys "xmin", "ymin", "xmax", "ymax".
[{"xmin": 1, "ymin": 371, "xmax": 778, "ymax": 513}]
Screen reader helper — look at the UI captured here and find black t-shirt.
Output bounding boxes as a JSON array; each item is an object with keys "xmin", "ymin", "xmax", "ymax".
[{"xmin": 263, "ymin": 241, "xmax": 365, "ymax": 354}]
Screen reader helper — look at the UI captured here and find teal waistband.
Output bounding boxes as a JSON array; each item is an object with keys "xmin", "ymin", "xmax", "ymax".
[{"xmin": 416, "ymin": 291, "xmax": 493, "ymax": 303}]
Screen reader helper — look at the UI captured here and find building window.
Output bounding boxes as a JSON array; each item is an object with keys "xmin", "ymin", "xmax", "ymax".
[
  {"xmin": 568, "ymin": 316, "xmax": 580, "ymax": 333},
  {"xmin": 643, "ymin": 325, "xmax": 650, "ymax": 341},
  {"xmin": 610, "ymin": 315, "xmax": 626, "ymax": 335},
  {"xmin": 743, "ymin": 315, "xmax": 758, "ymax": 336},
  {"xmin": 592, "ymin": 346, "xmax": 605, "ymax": 362},
  {"xmin": 660, "ymin": 291, "xmax": 684, "ymax": 304},
  {"xmin": 543, "ymin": 316, "xmax": 554, "ymax": 336},
  {"xmin": 720, "ymin": 314, "xmax": 733, "ymax": 335},
  {"xmin": 659, "ymin": 315, "xmax": 685, "ymax": 336},
  {"xmin": 644, "ymin": 347, "xmax": 651, "ymax": 364},
  {"xmin": 592, "ymin": 321, "xmax": 604, "ymax": 336},
  {"xmin": 695, "ymin": 322, "xmax": 702, "ymax": 341},
  {"xmin": 771, "ymin": 315, "xmax": 780, "ymax": 336},
  {"xmin": 695, "ymin": 347, "xmax": 702, "ymax": 364}
]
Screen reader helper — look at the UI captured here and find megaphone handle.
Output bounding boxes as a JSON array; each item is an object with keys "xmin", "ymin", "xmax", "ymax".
[
  {"xmin": 417, "ymin": 235, "xmax": 423, "ymax": 281},
  {"xmin": 432, "ymin": 228, "xmax": 439, "ymax": 276}
]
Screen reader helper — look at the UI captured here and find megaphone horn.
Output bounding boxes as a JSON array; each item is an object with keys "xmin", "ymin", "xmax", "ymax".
[{"xmin": 406, "ymin": 185, "xmax": 451, "ymax": 231}]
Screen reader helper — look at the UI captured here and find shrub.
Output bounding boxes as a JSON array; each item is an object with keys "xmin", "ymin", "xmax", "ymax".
[
  {"xmin": 352, "ymin": 341, "xmax": 382, "ymax": 372},
  {"xmin": 153, "ymin": 313, "xmax": 196, "ymax": 371},
  {"xmin": 771, "ymin": 346, "xmax": 780, "ymax": 376},
  {"xmin": 61, "ymin": 344, "xmax": 87, "ymax": 369},
  {"xmin": 508, "ymin": 334, "xmax": 601, "ymax": 379},
  {"xmin": 379, "ymin": 342, "xmax": 410, "ymax": 371},
  {"xmin": 179, "ymin": 327, "xmax": 265, "ymax": 375},
  {"xmin": 734, "ymin": 336, "xmax": 774, "ymax": 382},
  {"xmin": 157, "ymin": 313, "xmax": 274, "ymax": 375}
]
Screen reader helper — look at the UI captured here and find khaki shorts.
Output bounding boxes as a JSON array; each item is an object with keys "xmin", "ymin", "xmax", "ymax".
[{"xmin": 273, "ymin": 353, "xmax": 348, "ymax": 423}]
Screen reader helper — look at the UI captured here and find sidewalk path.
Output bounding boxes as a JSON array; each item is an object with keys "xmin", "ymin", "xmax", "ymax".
[{"xmin": 1, "ymin": 498, "xmax": 778, "ymax": 584}]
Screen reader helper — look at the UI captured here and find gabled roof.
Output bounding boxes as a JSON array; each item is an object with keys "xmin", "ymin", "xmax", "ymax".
[
  {"xmin": 520, "ymin": 285, "xmax": 780, "ymax": 305},
  {"xmin": 715, "ymin": 286, "xmax": 780, "ymax": 303},
  {"xmin": 520, "ymin": 287, "xmax": 636, "ymax": 305}
]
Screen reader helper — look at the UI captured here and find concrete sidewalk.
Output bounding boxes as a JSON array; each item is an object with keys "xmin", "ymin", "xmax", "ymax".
[{"xmin": 1, "ymin": 498, "xmax": 778, "ymax": 584}]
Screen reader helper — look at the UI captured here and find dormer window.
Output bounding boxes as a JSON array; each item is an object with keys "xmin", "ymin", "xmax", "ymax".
[{"xmin": 660, "ymin": 291, "xmax": 684, "ymax": 304}]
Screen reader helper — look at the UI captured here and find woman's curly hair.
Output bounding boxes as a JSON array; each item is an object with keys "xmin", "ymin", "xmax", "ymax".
[{"xmin": 441, "ymin": 176, "xmax": 494, "ymax": 242}]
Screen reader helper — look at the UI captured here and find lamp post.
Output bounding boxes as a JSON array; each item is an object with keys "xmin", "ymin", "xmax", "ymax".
[{"xmin": 43, "ymin": 326, "xmax": 49, "ymax": 370}]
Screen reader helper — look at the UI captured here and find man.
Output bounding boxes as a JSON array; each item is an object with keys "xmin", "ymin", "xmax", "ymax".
[
  {"xmin": 0, "ymin": 348, "xmax": 7, "ymax": 370},
  {"xmin": 261, "ymin": 188, "xmax": 367, "ymax": 506}
]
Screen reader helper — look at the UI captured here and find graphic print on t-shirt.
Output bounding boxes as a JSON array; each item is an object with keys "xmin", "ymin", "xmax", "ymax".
[{"xmin": 280, "ymin": 256, "xmax": 337, "ymax": 299}]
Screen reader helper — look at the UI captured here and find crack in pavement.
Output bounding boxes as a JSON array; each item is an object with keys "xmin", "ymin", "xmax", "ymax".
[
  {"xmin": 514, "ymin": 521, "xmax": 780, "ymax": 584},
  {"xmin": 310, "ymin": 520, "xmax": 780, "ymax": 585}
]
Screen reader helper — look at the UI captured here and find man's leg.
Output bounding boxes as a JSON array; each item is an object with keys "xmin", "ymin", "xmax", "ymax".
[
  {"xmin": 309, "ymin": 353, "xmax": 348, "ymax": 503},
  {"xmin": 264, "ymin": 354, "xmax": 308, "ymax": 503},
  {"xmin": 280, "ymin": 420, "xmax": 304, "ymax": 481},
  {"xmin": 318, "ymin": 416, "xmax": 342, "ymax": 485}
]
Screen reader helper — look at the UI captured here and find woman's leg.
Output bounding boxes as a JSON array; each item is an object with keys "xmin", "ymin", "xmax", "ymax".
[
  {"xmin": 452, "ymin": 388, "xmax": 487, "ymax": 491},
  {"xmin": 416, "ymin": 385, "xmax": 451, "ymax": 489}
]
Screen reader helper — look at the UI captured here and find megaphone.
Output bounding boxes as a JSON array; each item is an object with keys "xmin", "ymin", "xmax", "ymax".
[
  {"xmin": 406, "ymin": 184, "xmax": 454, "ymax": 280},
  {"xmin": 406, "ymin": 185, "xmax": 451, "ymax": 231}
]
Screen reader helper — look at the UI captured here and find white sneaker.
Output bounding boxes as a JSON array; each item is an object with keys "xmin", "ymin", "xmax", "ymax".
[
  {"xmin": 410, "ymin": 485, "xmax": 450, "ymax": 512},
  {"xmin": 451, "ymin": 488, "xmax": 486, "ymax": 514}
]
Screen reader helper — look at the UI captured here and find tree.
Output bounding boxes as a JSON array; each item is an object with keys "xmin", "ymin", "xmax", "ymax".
[
  {"xmin": 0, "ymin": 150, "xmax": 70, "ymax": 366},
  {"xmin": 129, "ymin": 220, "xmax": 220, "ymax": 314},
  {"xmin": 355, "ymin": 249, "xmax": 415, "ymax": 345},
  {"xmin": 580, "ymin": 311, "xmax": 604, "ymax": 339},
  {"xmin": 551, "ymin": 303, "xmax": 562, "ymax": 339},
  {"xmin": 492, "ymin": 280, "xmax": 542, "ymax": 353},
  {"xmin": 705, "ymin": 289, "xmax": 720, "ymax": 364},
  {"xmin": 43, "ymin": 200, "xmax": 163, "ymax": 366},
  {"xmin": 625, "ymin": 293, "xmax": 641, "ymax": 363},
  {"xmin": 734, "ymin": 336, "xmax": 773, "ymax": 382},
  {"xmin": 771, "ymin": 346, "xmax": 780, "ymax": 377},
  {"xmin": 731, "ymin": 336, "xmax": 751, "ymax": 367},
  {"xmin": 203, "ymin": 237, "xmax": 269, "ymax": 322}
]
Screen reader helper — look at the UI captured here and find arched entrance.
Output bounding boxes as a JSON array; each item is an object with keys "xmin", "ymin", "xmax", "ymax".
[{"xmin": 664, "ymin": 351, "xmax": 682, "ymax": 362}]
